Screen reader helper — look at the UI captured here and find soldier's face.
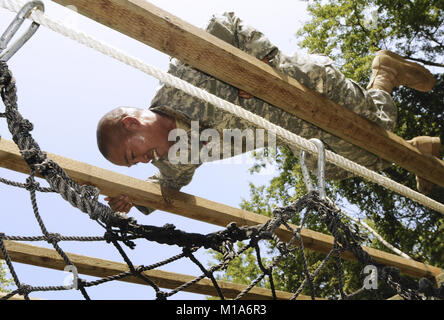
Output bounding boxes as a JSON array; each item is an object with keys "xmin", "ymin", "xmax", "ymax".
[{"xmin": 108, "ymin": 130, "xmax": 158, "ymax": 167}]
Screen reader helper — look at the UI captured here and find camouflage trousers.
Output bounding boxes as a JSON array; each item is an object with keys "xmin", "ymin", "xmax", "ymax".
[{"xmin": 277, "ymin": 51, "xmax": 397, "ymax": 179}]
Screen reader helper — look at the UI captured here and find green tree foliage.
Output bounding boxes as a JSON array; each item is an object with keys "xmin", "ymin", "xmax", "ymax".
[
  {"xmin": 0, "ymin": 261, "xmax": 12, "ymax": 294},
  {"xmin": 209, "ymin": 0, "xmax": 444, "ymax": 299}
]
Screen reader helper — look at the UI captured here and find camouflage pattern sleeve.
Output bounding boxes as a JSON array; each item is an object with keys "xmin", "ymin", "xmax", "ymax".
[
  {"xmin": 153, "ymin": 162, "xmax": 201, "ymax": 190},
  {"xmin": 134, "ymin": 165, "xmax": 200, "ymax": 215},
  {"xmin": 133, "ymin": 173, "xmax": 162, "ymax": 215},
  {"xmin": 206, "ymin": 12, "xmax": 278, "ymax": 61}
]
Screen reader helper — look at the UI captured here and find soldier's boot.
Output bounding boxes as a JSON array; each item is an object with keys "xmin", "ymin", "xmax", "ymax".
[
  {"xmin": 366, "ymin": 50, "xmax": 435, "ymax": 93},
  {"xmin": 406, "ymin": 136, "xmax": 441, "ymax": 194}
]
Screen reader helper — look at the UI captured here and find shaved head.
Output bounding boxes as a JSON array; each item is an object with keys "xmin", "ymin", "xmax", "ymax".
[
  {"xmin": 96, "ymin": 107, "xmax": 143, "ymax": 160},
  {"xmin": 96, "ymin": 107, "xmax": 176, "ymax": 167}
]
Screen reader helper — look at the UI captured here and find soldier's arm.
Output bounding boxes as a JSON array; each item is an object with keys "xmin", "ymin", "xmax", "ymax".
[
  {"xmin": 134, "ymin": 164, "xmax": 200, "ymax": 215},
  {"xmin": 206, "ymin": 12, "xmax": 278, "ymax": 63}
]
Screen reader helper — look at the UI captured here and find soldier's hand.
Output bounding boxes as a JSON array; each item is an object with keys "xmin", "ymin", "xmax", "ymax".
[{"xmin": 104, "ymin": 195, "xmax": 133, "ymax": 213}]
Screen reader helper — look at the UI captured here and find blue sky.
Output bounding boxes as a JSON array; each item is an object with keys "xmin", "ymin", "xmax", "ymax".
[{"xmin": 0, "ymin": 0, "xmax": 311, "ymax": 299}]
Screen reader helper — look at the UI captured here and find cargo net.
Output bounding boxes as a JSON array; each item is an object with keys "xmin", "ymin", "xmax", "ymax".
[{"xmin": 0, "ymin": 61, "xmax": 443, "ymax": 300}]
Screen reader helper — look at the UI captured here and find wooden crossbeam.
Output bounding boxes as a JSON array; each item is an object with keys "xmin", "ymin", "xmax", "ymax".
[
  {"xmin": 0, "ymin": 139, "xmax": 441, "ymax": 279},
  {"xmin": 0, "ymin": 292, "xmax": 41, "ymax": 300},
  {"xmin": 49, "ymin": 0, "xmax": 444, "ymax": 188},
  {"xmin": 387, "ymin": 294, "xmax": 403, "ymax": 300},
  {"xmin": 1, "ymin": 241, "xmax": 308, "ymax": 300}
]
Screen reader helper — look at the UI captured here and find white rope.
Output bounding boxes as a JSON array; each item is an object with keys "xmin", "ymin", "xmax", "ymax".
[{"xmin": 1, "ymin": 0, "xmax": 443, "ymax": 219}]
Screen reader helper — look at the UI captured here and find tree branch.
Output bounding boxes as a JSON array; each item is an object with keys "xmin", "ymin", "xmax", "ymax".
[{"xmin": 401, "ymin": 55, "xmax": 444, "ymax": 68}]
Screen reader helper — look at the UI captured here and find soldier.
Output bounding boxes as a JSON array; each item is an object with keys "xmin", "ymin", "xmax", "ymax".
[{"xmin": 96, "ymin": 12, "xmax": 440, "ymax": 214}]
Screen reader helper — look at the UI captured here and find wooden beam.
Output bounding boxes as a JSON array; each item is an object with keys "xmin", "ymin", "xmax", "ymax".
[
  {"xmin": 0, "ymin": 292, "xmax": 41, "ymax": 300},
  {"xmin": 1, "ymin": 241, "xmax": 309, "ymax": 300},
  {"xmin": 49, "ymin": 0, "xmax": 444, "ymax": 188},
  {"xmin": 0, "ymin": 139, "xmax": 442, "ymax": 280},
  {"xmin": 387, "ymin": 294, "xmax": 403, "ymax": 300}
]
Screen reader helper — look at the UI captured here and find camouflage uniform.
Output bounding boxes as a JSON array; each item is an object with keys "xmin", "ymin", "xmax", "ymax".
[{"xmin": 136, "ymin": 12, "xmax": 397, "ymax": 215}]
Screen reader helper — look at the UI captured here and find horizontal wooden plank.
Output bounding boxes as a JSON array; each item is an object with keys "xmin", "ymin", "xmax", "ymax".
[
  {"xmin": 48, "ymin": 0, "xmax": 444, "ymax": 189},
  {"xmin": 387, "ymin": 294, "xmax": 403, "ymax": 300},
  {"xmin": 0, "ymin": 139, "xmax": 442, "ymax": 279},
  {"xmin": 0, "ymin": 292, "xmax": 41, "ymax": 300},
  {"xmin": 1, "ymin": 241, "xmax": 309, "ymax": 300}
]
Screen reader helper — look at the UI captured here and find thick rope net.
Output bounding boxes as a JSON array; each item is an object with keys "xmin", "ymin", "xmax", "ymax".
[{"xmin": 0, "ymin": 62, "xmax": 443, "ymax": 300}]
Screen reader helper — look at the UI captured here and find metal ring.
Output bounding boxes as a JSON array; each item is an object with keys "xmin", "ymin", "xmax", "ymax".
[
  {"xmin": 0, "ymin": 1, "xmax": 45, "ymax": 62},
  {"xmin": 299, "ymin": 138, "xmax": 326, "ymax": 200}
]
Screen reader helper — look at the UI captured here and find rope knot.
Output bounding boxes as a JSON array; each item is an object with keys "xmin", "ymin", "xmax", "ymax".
[
  {"xmin": 264, "ymin": 267, "xmax": 273, "ymax": 276},
  {"xmin": 156, "ymin": 291, "xmax": 167, "ymax": 300},
  {"xmin": 418, "ymin": 278, "xmax": 436, "ymax": 297},
  {"xmin": 17, "ymin": 284, "xmax": 32, "ymax": 296},
  {"xmin": 18, "ymin": 119, "xmax": 33, "ymax": 133},
  {"xmin": 135, "ymin": 265, "xmax": 146, "ymax": 274},
  {"xmin": 46, "ymin": 233, "xmax": 61, "ymax": 244},
  {"xmin": 77, "ymin": 278, "xmax": 87, "ymax": 289},
  {"xmin": 21, "ymin": 148, "xmax": 45, "ymax": 165},
  {"xmin": 103, "ymin": 229, "xmax": 137, "ymax": 248},
  {"xmin": 182, "ymin": 247, "xmax": 193, "ymax": 257},
  {"xmin": 275, "ymin": 240, "xmax": 289, "ymax": 255},
  {"xmin": 103, "ymin": 231, "xmax": 118, "ymax": 244},
  {"xmin": 25, "ymin": 176, "xmax": 39, "ymax": 191},
  {"xmin": 80, "ymin": 185, "xmax": 99, "ymax": 201},
  {"xmin": 32, "ymin": 158, "xmax": 51, "ymax": 175},
  {"xmin": 249, "ymin": 236, "xmax": 259, "ymax": 247}
]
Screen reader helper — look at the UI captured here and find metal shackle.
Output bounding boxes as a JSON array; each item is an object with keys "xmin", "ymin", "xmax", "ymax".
[
  {"xmin": 299, "ymin": 138, "xmax": 326, "ymax": 200},
  {"xmin": 0, "ymin": 1, "xmax": 45, "ymax": 62}
]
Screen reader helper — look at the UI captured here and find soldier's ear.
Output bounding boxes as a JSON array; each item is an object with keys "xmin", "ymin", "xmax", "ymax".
[{"xmin": 121, "ymin": 116, "xmax": 142, "ymax": 131}]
